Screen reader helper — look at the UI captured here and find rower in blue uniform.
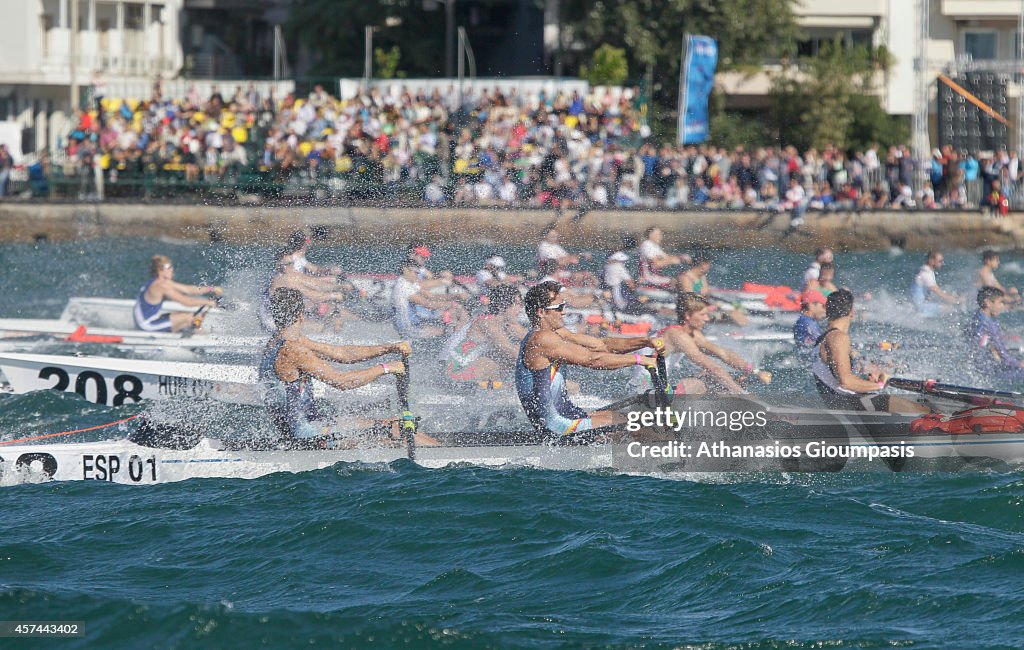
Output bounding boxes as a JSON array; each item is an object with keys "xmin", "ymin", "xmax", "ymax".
[
  {"xmin": 259, "ymin": 287, "xmax": 437, "ymax": 446},
  {"xmin": 793, "ymin": 289, "xmax": 826, "ymax": 365},
  {"xmin": 514, "ymin": 281, "xmax": 661, "ymax": 441},
  {"xmin": 133, "ymin": 255, "xmax": 222, "ymax": 332},
  {"xmin": 965, "ymin": 286, "xmax": 1024, "ymax": 383}
]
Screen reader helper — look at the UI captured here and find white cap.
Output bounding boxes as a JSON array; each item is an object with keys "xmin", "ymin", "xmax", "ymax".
[
  {"xmin": 486, "ymin": 256, "xmax": 506, "ymax": 268},
  {"xmin": 609, "ymin": 251, "xmax": 629, "ymax": 263}
]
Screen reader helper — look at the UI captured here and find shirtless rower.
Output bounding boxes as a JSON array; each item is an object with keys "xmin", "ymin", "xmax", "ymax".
[
  {"xmin": 442, "ymin": 285, "xmax": 527, "ymax": 383},
  {"xmin": 639, "ymin": 227, "xmax": 687, "ymax": 288},
  {"xmin": 133, "ymin": 255, "xmax": 222, "ymax": 332},
  {"xmin": 813, "ymin": 289, "xmax": 923, "ymax": 413},
  {"xmin": 259, "ymin": 287, "xmax": 438, "ymax": 447},
  {"xmin": 659, "ymin": 293, "xmax": 770, "ymax": 394},
  {"xmin": 515, "ymin": 281, "xmax": 662, "ymax": 441},
  {"xmin": 258, "ymin": 245, "xmax": 353, "ymax": 333},
  {"xmin": 391, "ymin": 261, "xmax": 468, "ymax": 339},
  {"xmin": 910, "ymin": 251, "xmax": 960, "ymax": 316},
  {"xmin": 282, "ymin": 229, "xmax": 343, "ymax": 278},
  {"xmin": 976, "ymin": 250, "xmax": 1020, "ymax": 304}
]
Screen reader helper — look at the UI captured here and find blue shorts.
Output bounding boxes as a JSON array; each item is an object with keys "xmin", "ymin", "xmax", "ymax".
[{"xmin": 135, "ymin": 313, "xmax": 172, "ymax": 333}]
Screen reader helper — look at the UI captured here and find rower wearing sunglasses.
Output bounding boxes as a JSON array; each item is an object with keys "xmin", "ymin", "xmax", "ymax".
[{"xmin": 515, "ymin": 281, "xmax": 663, "ymax": 441}]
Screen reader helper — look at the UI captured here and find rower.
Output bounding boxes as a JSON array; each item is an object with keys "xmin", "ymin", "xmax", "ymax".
[
  {"xmin": 537, "ymin": 227, "xmax": 580, "ymax": 271},
  {"xmin": 964, "ymin": 287, "xmax": 1024, "ymax": 382},
  {"xmin": 282, "ymin": 229, "xmax": 344, "ymax": 278},
  {"xmin": 813, "ymin": 289, "xmax": 923, "ymax": 412},
  {"xmin": 391, "ymin": 261, "xmax": 468, "ymax": 339},
  {"xmin": 976, "ymin": 250, "xmax": 1020, "ymax": 304},
  {"xmin": 259, "ymin": 287, "xmax": 437, "ymax": 447},
  {"xmin": 602, "ymin": 251, "xmax": 647, "ymax": 315},
  {"xmin": 257, "ymin": 244, "xmax": 352, "ymax": 333},
  {"xmin": 442, "ymin": 285, "xmax": 526, "ymax": 383},
  {"xmin": 659, "ymin": 293, "xmax": 769, "ymax": 394},
  {"xmin": 801, "ymin": 247, "xmax": 833, "ymax": 290},
  {"xmin": 476, "ymin": 256, "xmax": 520, "ymax": 297},
  {"xmin": 804, "ymin": 262, "xmax": 837, "ymax": 297},
  {"xmin": 639, "ymin": 226, "xmax": 686, "ymax": 288},
  {"xmin": 910, "ymin": 251, "xmax": 960, "ymax": 315},
  {"xmin": 676, "ymin": 251, "xmax": 711, "ymax": 295},
  {"xmin": 515, "ymin": 281, "xmax": 661, "ymax": 441},
  {"xmin": 676, "ymin": 252, "xmax": 749, "ymax": 326},
  {"xmin": 133, "ymin": 255, "xmax": 222, "ymax": 332},
  {"xmin": 793, "ymin": 289, "xmax": 826, "ymax": 365}
]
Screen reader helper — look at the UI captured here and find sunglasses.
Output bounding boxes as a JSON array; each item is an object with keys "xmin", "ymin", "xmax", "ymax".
[
  {"xmin": 544, "ymin": 302, "xmax": 566, "ymax": 312},
  {"xmin": 162, "ymin": 264, "xmax": 173, "ymax": 270}
]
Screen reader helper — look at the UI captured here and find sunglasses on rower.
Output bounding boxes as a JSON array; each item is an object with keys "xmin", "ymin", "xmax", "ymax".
[{"xmin": 544, "ymin": 302, "xmax": 566, "ymax": 312}]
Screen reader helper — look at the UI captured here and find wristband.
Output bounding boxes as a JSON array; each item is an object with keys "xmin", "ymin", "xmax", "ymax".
[
  {"xmin": 634, "ymin": 353, "xmax": 644, "ymax": 366},
  {"xmin": 380, "ymin": 363, "xmax": 390, "ymax": 375},
  {"xmin": 745, "ymin": 363, "xmax": 754, "ymax": 373}
]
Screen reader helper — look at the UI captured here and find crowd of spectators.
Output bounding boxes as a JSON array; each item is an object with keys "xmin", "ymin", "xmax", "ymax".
[{"xmin": 31, "ymin": 80, "xmax": 1023, "ymax": 212}]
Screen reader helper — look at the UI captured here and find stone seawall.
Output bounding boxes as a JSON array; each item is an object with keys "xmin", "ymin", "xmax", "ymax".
[{"xmin": 2, "ymin": 203, "xmax": 1023, "ymax": 251}]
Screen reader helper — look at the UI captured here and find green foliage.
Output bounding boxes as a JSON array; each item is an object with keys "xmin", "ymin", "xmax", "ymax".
[
  {"xmin": 559, "ymin": 0, "xmax": 800, "ymax": 109},
  {"xmin": 374, "ymin": 46, "xmax": 404, "ymax": 79},
  {"xmin": 847, "ymin": 94, "xmax": 910, "ymax": 151},
  {"xmin": 768, "ymin": 37, "xmax": 904, "ymax": 150},
  {"xmin": 581, "ymin": 44, "xmax": 629, "ymax": 86}
]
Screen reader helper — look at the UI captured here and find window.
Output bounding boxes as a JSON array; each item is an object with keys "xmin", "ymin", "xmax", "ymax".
[
  {"xmin": 964, "ymin": 30, "xmax": 997, "ymax": 61},
  {"xmin": 125, "ymin": 4, "xmax": 143, "ymax": 30}
]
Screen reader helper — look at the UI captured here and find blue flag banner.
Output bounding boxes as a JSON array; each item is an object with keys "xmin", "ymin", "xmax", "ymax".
[{"xmin": 677, "ymin": 35, "xmax": 718, "ymax": 145}]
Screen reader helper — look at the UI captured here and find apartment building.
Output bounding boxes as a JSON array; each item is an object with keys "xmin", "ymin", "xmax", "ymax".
[{"xmin": 0, "ymin": 0, "xmax": 183, "ymax": 154}]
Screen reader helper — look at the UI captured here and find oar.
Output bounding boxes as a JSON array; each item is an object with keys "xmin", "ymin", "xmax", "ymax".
[
  {"xmin": 887, "ymin": 377, "xmax": 1023, "ymax": 407},
  {"xmin": 395, "ymin": 360, "xmax": 417, "ymax": 461},
  {"xmin": 647, "ymin": 352, "xmax": 670, "ymax": 408},
  {"xmin": 887, "ymin": 377, "xmax": 1023, "ymax": 400}
]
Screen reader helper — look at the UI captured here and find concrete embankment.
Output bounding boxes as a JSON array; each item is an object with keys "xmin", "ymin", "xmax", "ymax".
[{"xmin": 2, "ymin": 202, "xmax": 1023, "ymax": 252}]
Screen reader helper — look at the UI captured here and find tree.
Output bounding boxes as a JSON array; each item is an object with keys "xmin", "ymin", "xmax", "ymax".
[
  {"xmin": 557, "ymin": 0, "xmax": 800, "ymax": 116},
  {"xmin": 374, "ymin": 46, "xmax": 404, "ymax": 79},
  {"xmin": 581, "ymin": 44, "xmax": 628, "ymax": 86},
  {"xmin": 768, "ymin": 37, "xmax": 906, "ymax": 150}
]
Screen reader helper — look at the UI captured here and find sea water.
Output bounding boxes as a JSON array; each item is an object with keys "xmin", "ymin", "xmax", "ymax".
[{"xmin": 1, "ymin": 238, "xmax": 1023, "ymax": 648}]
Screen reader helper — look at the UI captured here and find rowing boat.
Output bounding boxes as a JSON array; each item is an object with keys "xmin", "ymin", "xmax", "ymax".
[
  {"xmin": 3, "ymin": 392, "xmax": 1023, "ymax": 485},
  {"xmin": 60, "ymin": 297, "xmax": 233, "ymax": 332}
]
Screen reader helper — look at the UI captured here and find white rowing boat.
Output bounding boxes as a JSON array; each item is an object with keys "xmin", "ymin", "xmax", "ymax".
[
  {"xmin": 3, "ymin": 392, "xmax": 1023, "ymax": 485},
  {"xmin": 60, "ymin": 297, "xmax": 234, "ymax": 332},
  {"xmin": 0, "ymin": 318, "xmax": 267, "ymax": 350}
]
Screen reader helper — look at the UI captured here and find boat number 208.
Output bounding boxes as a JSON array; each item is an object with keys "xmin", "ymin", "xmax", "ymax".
[{"xmin": 38, "ymin": 366, "xmax": 143, "ymax": 406}]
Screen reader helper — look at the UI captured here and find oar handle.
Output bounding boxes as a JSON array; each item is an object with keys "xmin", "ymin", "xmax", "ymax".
[
  {"xmin": 646, "ymin": 352, "xmax": 670, "ymax": 408},
  {"xmin": 395, "ymin": 366, "xmax": 416, "ymax": 461}
]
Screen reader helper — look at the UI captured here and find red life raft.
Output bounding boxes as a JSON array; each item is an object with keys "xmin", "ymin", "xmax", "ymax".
[{"xmin": 910, "ymin": 406, "xmax": 1024, "ymax": 435}]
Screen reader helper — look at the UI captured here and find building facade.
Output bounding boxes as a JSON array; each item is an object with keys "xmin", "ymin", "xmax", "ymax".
[{"xmin": 0, "ymin": 0, "xmax": 184, "ymax": 154}]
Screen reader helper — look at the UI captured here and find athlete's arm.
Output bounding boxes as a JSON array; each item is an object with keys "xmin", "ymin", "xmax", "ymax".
[
  {"xmin": 162, "ymin": 283, "xmax": 217, "ymax": 308},
  {"xmin": 695, "ymin": 334, "xmax": 749, "ymax": 372},
  {"xmin": 169, "ymin": 279, "xmax": 222, "ymax": 297},
  {"xmin": 600, "ymin": 336, "xmax": 662, "ymax": 354},
  {"xmin": 284, "ymin": 344, "xmax": 404, "ymax": 391},
  {"xmin": 409, "ymin": 290, "xmax": 458, "ymax": 310},
  {"xmin": 825, "ymin": 333, "xmax": 885, "ymax": 393},
  {"xmin": 676, "ymin": 333, "xmax": 745, "ymax": 393},
  {"xmin": 307, "ymin": 340, "xmax": 410, "ymax": 364},
  {"xmin": 481, "ymin": 319, "xmax": 520, "ymax": 360},
  {"xmin": 556, "ymin": 328, "xmax": 606, "ymax": 351},
  {"xmin": 529, "ymin": 331, "xmax": 653, "ymax": 370}
]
